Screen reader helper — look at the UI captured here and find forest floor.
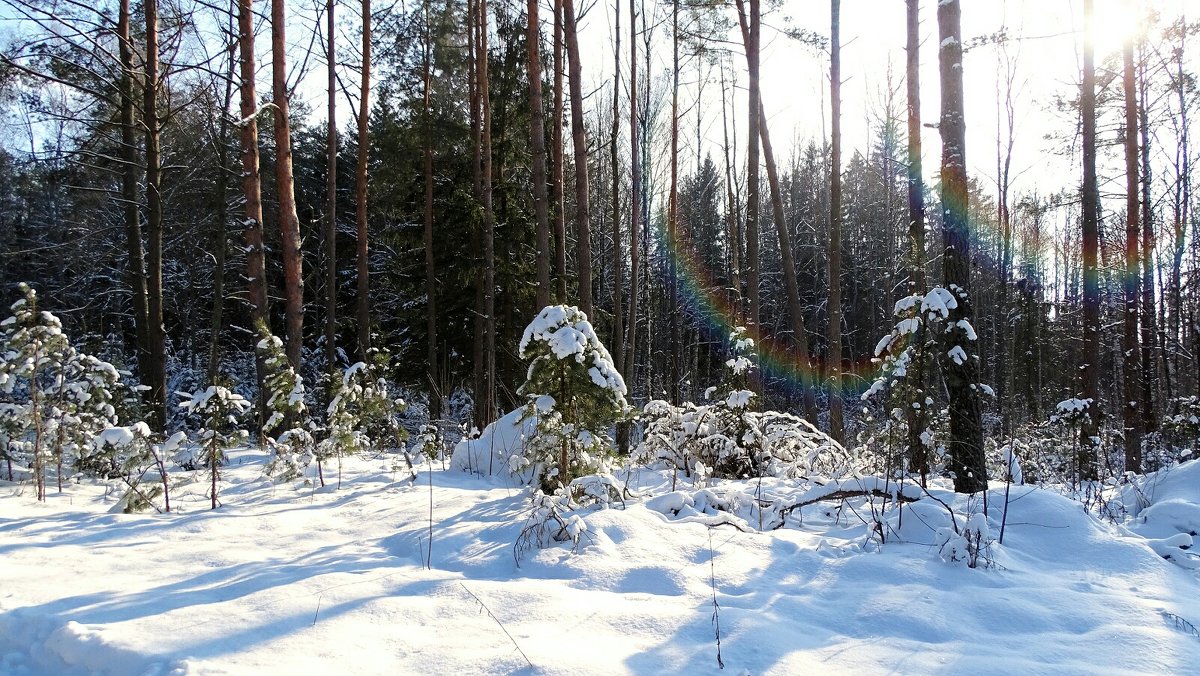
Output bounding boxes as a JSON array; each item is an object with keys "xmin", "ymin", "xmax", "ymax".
[{"xmin": 3, "ymin": 450, "xmax": 1200, "ymax": 675}]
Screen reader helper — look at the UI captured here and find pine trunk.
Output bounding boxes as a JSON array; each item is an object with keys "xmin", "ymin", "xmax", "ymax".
[
  {"xmin": 905, "ymin": 0, "xmax": 928, "ymax": 477},
  {"xmin": 324, "ymin": 0, "xmax": 338, "ymax": 369},
  {"xmin": 1122, "ymin": 37, "xmax": 1142, "ymax": 471},
  {"xmin": 562, "ymin": 0, "xmax": 592, "ymax": 317},
  {"xmin": 938, "ymin": 0, "xmax": 987, "ymax": 493},
  {"xmin": 271, "ymin": 0, "xmax": 306, "ymax": 369},
  {"xmin": 1080, "ymin": 0, "xmax": 1101, "ymax": 480},
  {"xmin": 237, "ymin": 0, "xmax": 269, "ymax": 412},
  {"xmin": 356, "ymin": 0, "xmax": 372, "ymax": 359},
  {"xmin": 144, "ymin": 0, "xmax": 167, "ymax": 429},
  {"xmin": 528, "ymin": 0, "xmax": 552, "ymax": 311},
  {"xmin": 828, "ymin": 0, "xmax": 844, "ymax": 443}
]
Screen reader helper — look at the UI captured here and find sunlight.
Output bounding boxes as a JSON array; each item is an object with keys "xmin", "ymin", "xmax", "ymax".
[{"xmin": 1091, "ymin": 0, "xmax": 1146, "ymax": 57}]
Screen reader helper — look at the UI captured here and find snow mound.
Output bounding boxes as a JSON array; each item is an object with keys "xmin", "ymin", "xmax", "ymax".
[{"xmin": 449, "ymin": 408, "xmax": 538, "ymax": 483}]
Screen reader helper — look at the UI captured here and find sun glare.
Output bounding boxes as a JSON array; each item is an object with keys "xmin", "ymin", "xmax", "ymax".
[{"xmin": 1090, "ymin": 0, "xmax": 1145, "ymax": 56}]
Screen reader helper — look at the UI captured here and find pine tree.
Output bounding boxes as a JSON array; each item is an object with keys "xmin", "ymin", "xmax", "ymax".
[
  {"xmin": 517, "ymin": 305, "xmax": 629, "ymax": 493},
  {"xmin": 177, "ymin": 386, "xmax": 251, "ymax": 509}
]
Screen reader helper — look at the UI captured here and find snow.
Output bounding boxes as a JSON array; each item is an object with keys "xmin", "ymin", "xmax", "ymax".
[
  {"xmin": 948, "ymin": 345, "xmax": 968, "ymax": 365},
  {"xmin": 4, "ymin": 452, "xmax": 1200, "ymax": 674}
]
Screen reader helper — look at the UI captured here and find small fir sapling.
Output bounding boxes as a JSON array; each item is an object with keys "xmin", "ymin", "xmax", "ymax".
[
  {"xmin": 51, "ymin": 353, "xmax": 123, "ymax": 489},
  {"xmin": 515, "ymin": 305, "xmax": 630, "ymax": 494},
  {"xmin": 177, "ymin": 385, "xmax": 251, "ymax": 509},
  {"xmin": 93, "ymin": 422, "xmax": 173, "ymax": 513},
  {"xmin": 320, "ymin": 349, "xmax": 411, "ymax": 486},
  {"xmin": 257, "ymin": 323, "xmax": 317, "ymax": 483},
  {"xmin": 0, "ymin": 283, "xmax": 122, "ymax": 499},
  {"xmin": 861, "ymin": 288, "xmax": 977, "ymax": 484}
]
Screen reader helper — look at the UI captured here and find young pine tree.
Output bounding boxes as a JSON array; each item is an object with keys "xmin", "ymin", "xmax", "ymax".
[{"xmin": 516, "ymin": 305, "xmax": 630, "ymax": 493}]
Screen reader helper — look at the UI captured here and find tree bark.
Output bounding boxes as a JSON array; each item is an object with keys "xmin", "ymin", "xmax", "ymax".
[
  {"xmin": 528, "ymin": 0, "xmax": 551, "ymax": 311},
  {"xmin": 1138, "ymin": 42, "xmax": 1158, "ymax": 433},
  {"xmin": 668, "ymin": 0, "xmax": 680, "ymax": 403},
  {"xmin": 355, "ymin": 0, "xmax": 372, "ymax": 359},
  {"xmin": 238, "ymin": 0, "xmax": 269, "ymax": 409},
  {"xmin": 208, "ymin": 35, "xmax": 237, "ymax": 381},
  {"xmin": 324, "ymin": 0, "xmax": 338, "ymax": 370},
  {"xmin": 623, "ymin": 0, "xmax": 640, "ymax": 384},
  {"xmin": 144, "ymin": 0, "xmax": 167, "ymax": 429},
  {"xmin": 562, "ymin": 0, "xmax": 592, "ymax": 317},
  {"xmin": 271, "ymin": 0, "xmax": 306, "ymax": 369},
  {"xmin": 1080, "ymin": 0, "xmax": 1101, "ymax": 480},
  {"xmin": 828, "ymin": 0, "xmax": 844, "ymax": 443},
  {"xmin": 938, "ymin": 0, "xmax": 987, "ymax": 493},
  {"xmin": 424, "ymin": 1, "xmax": 439, "ymax": 419},
  {"xmin": 479, "ymin": 0, "xmax": 496, "ymax": 426},
  {"xmin": 905, "ymin": 0, "xmax": 928, "ymax": 477},
  {"xmin": 117, "ymin": 0, "xmax": 150, "ymax": 401},
  {"xmin": 1122, "ymin": 35, "xmax": 1142, "ymax": 472},
  {"xmin": 744, "ymin": 0, "xmax": 761, "ymax": 335},
  {"xmin": 610, "ymin": 4, "xmax": 624, "ymax": 378},
  {"xmin": 552, "ymin": 0, "xmax": 568, "ymax": 302}
]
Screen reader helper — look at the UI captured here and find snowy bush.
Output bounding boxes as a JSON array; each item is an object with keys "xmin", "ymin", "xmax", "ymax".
[
  {"xmin": 0, "ymin": 283, "xmax": 124, "ymax": 498},
  {"xmin": 1164, "ymin": 396, "xmax": 1200, "ymax": 460},
  {"xmin": 257, "ymin": 324, "xmax": 317, "ymax": 483},
  {"xmin": 177, "ymin": 385, "xmax": 251, "ymax": 509},
  {"xmin": 860, "ymin": 288, "xmax": 974, "ymax": 483},
  {"xmin": 91, "ymin": 423, "xmax": 172, "ymax": 513},
  {"xmin": 319, "ymin": 351, "xmax": 410, "ymax": 485},
  {"xmin": 515, "ymin": 305, "xmax": 630, "ymax": 493},
  {"xmin": 636, "ymin": 328, "xmax": 846, "ymax": 481}
]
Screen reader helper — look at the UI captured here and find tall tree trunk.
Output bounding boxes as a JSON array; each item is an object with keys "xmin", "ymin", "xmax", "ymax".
[
  {"xmin": 828, "ymin": 0, "xmax": 844, "ymax": 443},
  {"xmin": 938, "ymin": 0, "xmax": 987, "ymax": 493},
  {"xmin": 623, "ymin": 0, "xmax": 640, "ymax": 383},
  {"xmin": 324, "ymin": 0, "xmax": 338, "ymax": 370},
  {"xmin": 355, "ymin": 0, "xmax": 372, "ymax": 359},
  {"xmin": 1139, "ymin": 41, "xmax": 1158, "ymax": 433},
  {"xmin": 424, "ymin": 2, "xmax": 439, "ymax": 419},
  {"xmin": 1122, "ymin": 35, "xmax": 1142, "ymax": 472},
  {"xmin": 905, "ymin": 0, "xmax": 928, "ymax": 477},
  {"xmin": 271, "ymin": 0, "xmax": 305, "ymax": 369},
  {"xmin": 733, "ymin": 0, "xmax": 812, "ymax": 418},
  {"xmin": 720, "ymin": 66, "xmax": 741, "ymax": 321},
  {"xmin": 562, "ymin": 0, "xmax": 592, "ymax": 317},
  {"xmin": 144, "ymin": 0, "xmax": 167, "ymax": 429},
  {"xmin": 744, "ymin": 0, "xmax": 761, "ymax": 336},
  {"xmin": 528, "ymin": 0, "xmax": 551, "ymax": 310},
  {"xmin": 238, "ymin": 0, "xmax": 269, "ymax": 410},
  {"xmin": 479, "ymin": 0, "xmax": 496, "ymax": 426},
  {"xmin": 117, "ymin": 0, "xmax": 150, "ymax": 399},
  {"xmin": 668, "ymin": 0, "xmax": 680, "ymax": 403},
  {"xmin": 208, "ymin": 34, "xmax": 237, "ymax": 381},
  {"xmin": 610, "ymin": 3, "xmax": 624, "ymax": 378},
  {"xmin": 552, "ymin": 0, "xmax": 567, "ymax": 302},
  {"xmin": 1080, "ymin": 0, "xmax": 1101, "ymax": 480}
]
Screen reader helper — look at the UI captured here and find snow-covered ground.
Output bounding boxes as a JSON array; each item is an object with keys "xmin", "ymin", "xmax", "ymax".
[{"xmin": 3, "ymin": 451, "xmax": 1200, "ymax": 675}]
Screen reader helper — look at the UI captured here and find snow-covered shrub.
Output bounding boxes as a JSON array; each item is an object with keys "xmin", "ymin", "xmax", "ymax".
[
  {"xmin": 257, "ymin": 323, "xmax": 317, "ymax": 483},
  {"xmin": 92, "ymin": 423, "xmax": 172, "ymax": 513},
  {"xmin": 861, "ymin": 288, "xmax": 974, "ymax": 483},
  {"xmin": 515, "ymin": 305, "xmax": 630, "ymax": 493},
  {"xmin": 514, "ymin": 491, "xmax": 591, "ymax": 562},
  {"xmin": 1164, "ymin": 396, "xmax": 1200, "ymax": 460},
  {"xmin": 0, "ymin": 283, "xmax": 124, "ymax": 498},
  {"xmin": 319, "ymin": 351, "xmax": 410, "ymax": 485},
  {"xmin": 636, "ymin": 328, "xmax": 846, "ymax": 480},
  {"xmin": 177, "ymin": 385, "xmax": 251, "ymax": 509}
]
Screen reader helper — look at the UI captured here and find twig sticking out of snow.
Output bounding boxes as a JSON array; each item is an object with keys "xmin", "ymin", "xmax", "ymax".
[
  {"xmin": 707, "ymin": 529, "xmax": 725, "ymax": 670},
  {"xmin": 1162, "ymin": 611, "xmax": 1200, "ymax": 640},
  {"xmin": 460, "ymin": 583, "xmax": 535, "ymax": 670}
]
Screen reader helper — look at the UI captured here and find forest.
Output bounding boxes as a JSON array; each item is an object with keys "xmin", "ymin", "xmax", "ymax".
[{"xmin": 2, "ymin": 0, "xmax": 1200, "ymax": 672}]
